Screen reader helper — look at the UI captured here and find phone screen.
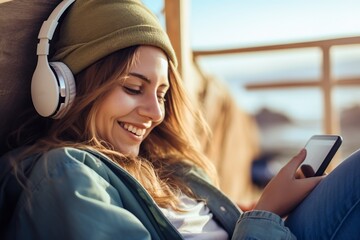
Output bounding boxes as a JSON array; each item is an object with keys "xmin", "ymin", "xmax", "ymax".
[{"xmin": 300, "ymin": 135, "xmax": 342, "ymax": 177}]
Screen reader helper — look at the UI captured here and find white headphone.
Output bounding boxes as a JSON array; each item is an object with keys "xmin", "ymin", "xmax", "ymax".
[{"xmin": 31, "ymin": 0, "xmax": 76, "ymax": 119}]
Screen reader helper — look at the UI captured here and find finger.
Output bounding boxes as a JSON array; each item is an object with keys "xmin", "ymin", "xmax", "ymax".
[{"xmin": 286, "ymin": 149, "xmax": 307, "ymax": 171}]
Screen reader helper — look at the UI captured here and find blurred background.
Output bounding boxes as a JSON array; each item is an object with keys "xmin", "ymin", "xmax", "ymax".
[{"xmin": 143, "ymin": 0, "xmax": 360, "ymax": 207}]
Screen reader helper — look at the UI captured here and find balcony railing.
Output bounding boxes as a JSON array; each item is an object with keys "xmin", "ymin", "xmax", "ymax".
[{"xmin": 193, "ymin": 36, "xmax": 360, "ymax": 135}]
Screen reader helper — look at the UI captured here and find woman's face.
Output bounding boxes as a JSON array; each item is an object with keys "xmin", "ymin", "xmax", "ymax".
[{"xmin": 95, "ymin": 46, "xmax": 169, "ymax": 156}]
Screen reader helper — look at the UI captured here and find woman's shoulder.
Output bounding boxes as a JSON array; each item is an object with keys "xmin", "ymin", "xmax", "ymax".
[
  {"xmin": 0, "ymin": 147, "xmax": 116, "ymax": 227},
  {"xmin": 0, "ymin": 146, "xmax": 112, "ymax": 187},
  {"xmin": 31, "ymin": 147, "xmax": 112, "ymax": 180}
]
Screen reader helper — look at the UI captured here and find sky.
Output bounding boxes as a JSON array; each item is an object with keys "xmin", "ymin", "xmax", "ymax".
[
  {"xmin": 144, "ymin": 0, "xmax": 360, "ymax": 47},
  {"xmin": 143, "ymin": 0, "xmax": 360, "ymax": 121},
  {"xmin": 190, "ymin": 0, "xmax": 360, "ymax": 48}
]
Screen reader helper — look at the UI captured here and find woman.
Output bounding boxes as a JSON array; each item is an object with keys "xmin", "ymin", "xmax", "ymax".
[{"xmin": 0, "ymin": 0, "xmax": 359, "ymax": 239}]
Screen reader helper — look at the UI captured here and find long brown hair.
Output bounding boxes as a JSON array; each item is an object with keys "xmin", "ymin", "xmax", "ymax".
[{"xmin": 10, "ymin": 45, "xmax": 218, "ymax": 210}]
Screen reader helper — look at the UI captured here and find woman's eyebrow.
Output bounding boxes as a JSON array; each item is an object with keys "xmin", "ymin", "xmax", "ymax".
[{"xmin": 129, "ymin": 72, "xmax": 151, "ymax": 83}]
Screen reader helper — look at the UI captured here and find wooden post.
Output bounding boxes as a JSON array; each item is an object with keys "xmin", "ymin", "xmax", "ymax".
[
  {"xmin": 163, "ymin": 0, "xmax": 192, "ymax": 87},
  {"xmin": 322, "ymin": 46, "xmax": 339, "ymax": 135}
]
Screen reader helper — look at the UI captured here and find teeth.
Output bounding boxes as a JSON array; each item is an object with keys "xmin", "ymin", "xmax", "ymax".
[{"xmin": 122, "ymin": 123, "xmax": 146, "ymax": 136}]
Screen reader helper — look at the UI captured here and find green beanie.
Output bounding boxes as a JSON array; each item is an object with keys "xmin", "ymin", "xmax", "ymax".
[{"xmin": 52, "ymin": 0, "xmax": 177, "ymax": 74}]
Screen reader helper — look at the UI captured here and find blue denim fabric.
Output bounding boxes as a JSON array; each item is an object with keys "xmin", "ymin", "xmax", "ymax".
[
  {"xmin": 285, "ymin": 149, "xmax": 360, "ymax": 239},
  {"xmin": 2, "ymin": 147, "xmax": 359, "ymax": 239},
  {"xmin": 234, "ymin": 211, "xmax": 295, "ymax": 239}
]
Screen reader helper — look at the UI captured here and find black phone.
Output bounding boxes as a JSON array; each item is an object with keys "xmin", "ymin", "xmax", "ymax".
[{"xmin": 300, "ymin": 135, "xmax": 342, "ymax": 177}]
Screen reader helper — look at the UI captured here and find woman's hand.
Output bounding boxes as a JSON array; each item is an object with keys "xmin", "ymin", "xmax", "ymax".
[{"xmin": 254, "ymin": 149, "xmax": 324, "ymax": 218}]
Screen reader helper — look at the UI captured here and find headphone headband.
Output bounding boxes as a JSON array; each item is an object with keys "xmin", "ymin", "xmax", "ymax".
[{"xmin": 37, "ymin": 0, "xmax": 75, "ymax": 55}]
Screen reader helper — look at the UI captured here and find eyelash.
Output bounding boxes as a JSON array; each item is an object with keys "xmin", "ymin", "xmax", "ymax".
[
  {"xmin": 123, "ymin": 86, "xmax": 141, "ymax": 95},
  {"xmin": 123, "ymin": 86, "xmax": 167, "ymax": 104}
]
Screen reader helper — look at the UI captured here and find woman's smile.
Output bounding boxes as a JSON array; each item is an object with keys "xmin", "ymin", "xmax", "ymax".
[{"xmin": 118, "ymin": 121, "xmax": 147, "ymax": 138}]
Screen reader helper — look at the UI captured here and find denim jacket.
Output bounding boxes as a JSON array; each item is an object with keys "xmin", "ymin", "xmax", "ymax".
[{"xmin": 0, "ymin": 147, "xmax": 296, "ymax": 239}]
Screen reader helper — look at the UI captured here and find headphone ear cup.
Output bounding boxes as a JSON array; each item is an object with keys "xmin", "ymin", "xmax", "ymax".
[
  {"xmin": 49, "ymin": 61, "xmax": 76, "ymax": 119},
  {"xmin": 31, "ymin": 57, "xmax": 62, "ymax": 118},
  {"xmin": 31, "ymin": 59, "xmax": 76, "ymax": 119}
]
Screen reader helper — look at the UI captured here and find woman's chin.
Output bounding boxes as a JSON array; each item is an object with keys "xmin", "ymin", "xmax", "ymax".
[{"xmin": 115, "ymin": 145, "xmax": 140, "ymax": 157}]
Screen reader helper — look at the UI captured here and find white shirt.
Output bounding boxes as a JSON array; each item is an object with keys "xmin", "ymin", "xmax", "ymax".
[{"xmin": 159, "ymin": 194, "xmax": 229, "ymax": 240}]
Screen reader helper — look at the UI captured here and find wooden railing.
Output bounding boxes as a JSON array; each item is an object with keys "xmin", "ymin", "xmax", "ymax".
[{"xmin": 193, "ymin": 36, "xmax": 360, "ymax": 135}]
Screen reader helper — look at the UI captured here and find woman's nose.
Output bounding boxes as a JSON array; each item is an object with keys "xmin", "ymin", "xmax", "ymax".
[{"xmin": 138, "ymin": 94, "xmax": 164, "ymax": 122}]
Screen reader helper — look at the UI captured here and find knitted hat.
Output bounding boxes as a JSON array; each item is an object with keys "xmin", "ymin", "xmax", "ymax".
[{"xmin": 52, "ymin": 0, "xmax": 177, "ymax": 74}]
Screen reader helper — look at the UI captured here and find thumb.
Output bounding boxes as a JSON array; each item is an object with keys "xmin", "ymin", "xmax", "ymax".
[{"xmin": 287, "ymin": 149, "xmax": 307, "ymax": 172}]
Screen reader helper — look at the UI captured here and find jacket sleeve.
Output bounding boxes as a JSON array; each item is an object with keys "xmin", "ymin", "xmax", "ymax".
[
  {"xmin": 232, "ymin": 211, "xmax": 296, "ymax": 240},
  {"xmin": 11, "ymin": 149, "xmax": 152, "ymax": 240}
]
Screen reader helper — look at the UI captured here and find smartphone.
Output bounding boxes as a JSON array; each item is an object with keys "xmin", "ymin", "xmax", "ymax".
[{"xmin": 300, "ymin": 135, "xmax": 342, "ymax": 177}]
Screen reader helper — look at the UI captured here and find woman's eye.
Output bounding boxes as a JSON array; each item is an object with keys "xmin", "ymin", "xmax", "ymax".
[{"xmin": 123, "ymin": 86, "xmax": 141, "ymax": 95}]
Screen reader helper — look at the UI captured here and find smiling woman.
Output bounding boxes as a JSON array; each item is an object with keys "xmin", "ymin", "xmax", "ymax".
[{"xmin": 1, "ymin": 0, "xmax": 360, "ymax": 240}]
